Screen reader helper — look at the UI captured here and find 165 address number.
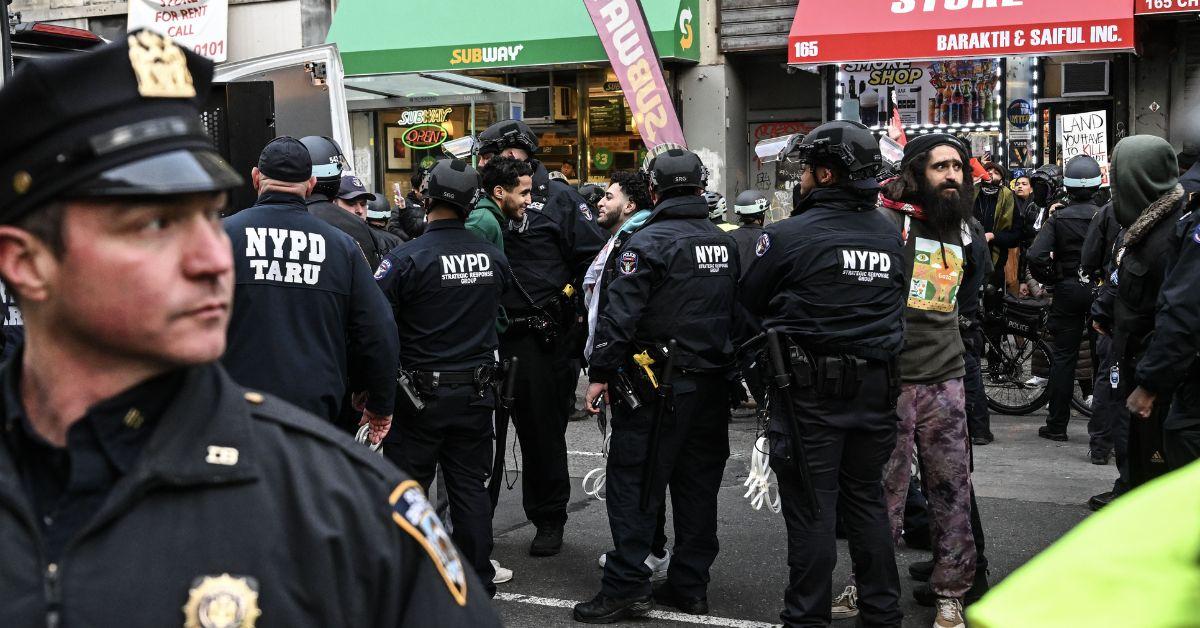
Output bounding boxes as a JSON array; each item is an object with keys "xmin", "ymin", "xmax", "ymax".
[{"xmin": 794, "ymin": 41, "xmax": 819, "ymax": 58}]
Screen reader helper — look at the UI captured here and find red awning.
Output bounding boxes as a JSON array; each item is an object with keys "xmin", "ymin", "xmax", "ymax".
[
  {"xmin": 789, "ymin": 0, "xmax": 1135, "ymax": 65},
  {"xmin": 1136, "ymin": 0, "xmax": 1200, "ymax": 15}
]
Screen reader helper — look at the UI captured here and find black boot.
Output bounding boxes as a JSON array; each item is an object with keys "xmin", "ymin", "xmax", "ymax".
[
  {"xmin": 1038, "ymin": 426, "xmax": 1068, "ymax": 441},
  {"xmin": 1087, "ymin": 491, "xmax": 1116, "ymax": 511},
  {"xmin": 530, "ymin": 524, "xmax": 564, "ymax": 557},
  {"xmin": 652, "ymin": 581, "xmax": 708, "ymax": 615},
  {"xmin": 573, "ymin": 593, "xmax": 653, "ymax": 624}
]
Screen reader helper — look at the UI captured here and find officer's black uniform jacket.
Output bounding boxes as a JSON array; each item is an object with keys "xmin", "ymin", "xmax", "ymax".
[
  {"xmin": 729, "ymin": 223, "xmax": 764, "ymax": 279},
  {"xmin": 307, "ymin": 193, "xmax": 384, "ymax": 269},
  {"xmin": 960, "ymin": 218, "xmax": 994, "ymax": 325},
  {"xmin": 589, "ymin": 194, "xmax": 738, "ymax": 382},
  {"xmin": 1135, "ymin": 202, "xmax": 1200, "ymax": 397},
  {"xmin": 371, "ymin": 223, "xmax": 404, "ymax": 259},
  {"xmin": 375, "ymin": 221, "xmax": 511, "ymax": 372},
  {"xmin": 1081, "ymin": 202, "xmax": 1120, "ymax": 282},
  {"xmin": 223, "ymin": 192, "xmax": 399, "ymax": 422},
  {"xmin": 1027, "ymin": 199, "xmax": 1099, "ymax": 284},
  {"xmin": 504, "ymin": 163, "xmax": 606, "ymax": 314},
  {"xmin": 0, "ymin": 362, "xmax": 499, "ymax": 627},
  {"xmin": 1112, "ymin": 188, "xmax": 1188, "ymax": 365},
  {"xmin": 741, "ymin": 187, "xmax": 906, "ymax": 362}
]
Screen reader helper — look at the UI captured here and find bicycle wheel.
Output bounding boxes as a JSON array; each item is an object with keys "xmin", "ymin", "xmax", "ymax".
[{"xmin": 982, "ymin": 330, "xmax": 1052, "ymax": 415}]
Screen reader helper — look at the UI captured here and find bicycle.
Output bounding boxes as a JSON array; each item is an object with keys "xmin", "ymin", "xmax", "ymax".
[{"xmin": 979, "ymin": 293, "xmax": 1054, "ymax": 415}]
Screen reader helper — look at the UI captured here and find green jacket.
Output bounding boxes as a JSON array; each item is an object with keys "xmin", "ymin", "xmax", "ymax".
[
  {"xmin": 463, "ymin": 197, "xmax": 510, "ymax": 333},
  {"xmin": 465, "ymin": 198, "xmax": 505, "ymax": 252},
  {"xmin": 973, "ymin": 183, "xmax": 1017, "ymax": 266}
]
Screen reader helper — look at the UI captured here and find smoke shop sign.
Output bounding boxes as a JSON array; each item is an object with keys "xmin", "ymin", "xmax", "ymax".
[{"xmin": 788, "ymin": 0, "xmax": 1134, "ymax": 65}]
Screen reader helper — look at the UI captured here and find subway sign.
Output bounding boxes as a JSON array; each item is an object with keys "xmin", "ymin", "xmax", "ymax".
[{"xmin": 401, "ymin": 123, "xmax": 450, "ymax": 150}]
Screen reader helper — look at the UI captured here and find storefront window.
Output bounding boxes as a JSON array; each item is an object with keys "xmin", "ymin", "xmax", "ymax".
[
  {"xmin": 374, "ymin": 103, "xmax": 497, "ymax": 201},
  {"xmin": 581, "ymin": 68, "xmax": 652, "ymax": 183}
]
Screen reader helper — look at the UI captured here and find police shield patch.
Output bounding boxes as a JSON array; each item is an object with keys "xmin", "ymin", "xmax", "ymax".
[
  {"xmin": 578, "ymin": 202, "xmax": 593, "ymax": 221},
  {"xmin": 619, "ymin": 251, "xmax": 638, "ymax": 275},
  {"xmin": 182, "ymin": 573, "xmax": 261, "ymax": 628},
  {"xmin": 374, "ymin": 258, "xmax": 392, "ymax": 280},
  {"xmin": 389, "ymin": 480, "xmax": 468, "ymax": 606},
  {"xmin": 755, "ymin": 233, "xmax": 771, "ymax": 257}
]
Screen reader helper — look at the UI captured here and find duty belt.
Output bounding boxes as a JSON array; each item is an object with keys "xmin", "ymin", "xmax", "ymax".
[{"xmin": 411, "ymin": 363, "xmax": 497, "ymax": 391}]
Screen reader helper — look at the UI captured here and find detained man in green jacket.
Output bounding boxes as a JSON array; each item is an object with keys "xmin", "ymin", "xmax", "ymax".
[{"xmin": 468, "ymin": 156, "xmax": 533, "ymax": 250}]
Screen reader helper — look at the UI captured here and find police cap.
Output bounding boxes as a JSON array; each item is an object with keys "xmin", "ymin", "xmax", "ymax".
[
  {"xmin": 257, "ymin": 136, "xmax": 312, "ymax": 183},
  {"xmin": 0, "ymin": 29, "xmax": 242, "ymax": 225}
]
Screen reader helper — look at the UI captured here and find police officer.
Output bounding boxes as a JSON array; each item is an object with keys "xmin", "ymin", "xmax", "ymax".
[
  {"xmin": 1127, "ymin": 193, "xmax": 1200, "ymax": 470},
  {"xmin": 302, "ymin": 135, "xmax": 385, "ymax": 269},
  {"xmin": 337, "ymin": 173, "xmax": 400, "ymax": 262},
  {"xmin": 575, "ymin": 149, "xmax": 737, "ymax": 623},
  {"xmin": 1029, "ymin": 155, "xmax": 1102, "ymax": 442},
  {"xmin": 366, "ymin": 194, "xmax": 404, "ymax": 252},
  {"xmin": 740, "ymin": 121, "xmax": 906, "ymax": 627},
  {"xmin": 475, "ymin": 120, "xmax": 606, "ymax": 555},
  {"xmin": 0, "ymin": 31, "xmax": 498, "ymax": 625},
  {"xmin": 705, "ymin": 191, "xmax": 737, "ymax": 232},
  {"xmin": 729, "ymin": 190, "xmax": 770, "ymax": 276},
  {"xmin": 223, "ymin": 137, "xmax": 399, "ymax": 434},
  {"xmin": 1097, "ymin": 135, "xmax": 1188, "ymax": 489},
  {"xmin": 376, "ymin": 159, "xmax": 511, "ymax": 597}
]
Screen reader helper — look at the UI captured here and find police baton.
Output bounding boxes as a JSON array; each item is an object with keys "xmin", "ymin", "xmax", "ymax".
[
  {"xmin": 766, "ymin": 329, "xmax": 820, "ymax": 514},
  {"xmin": 639, "ymin": 339, "xmax": 676, "ymax": 513},
  {"xmin": 501, "ymin": 357, "xmax": 519, "ymax": 409}
]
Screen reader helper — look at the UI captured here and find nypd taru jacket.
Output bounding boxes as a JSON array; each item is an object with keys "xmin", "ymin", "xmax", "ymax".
[
  {"xmin": 504, "ymin": 167, "xmax": 606, "ymax": 314},
  {"xmin": 589, "ymin": 194, "xmax": 739, "ymax": 382},
  {"xmin": 0, "ymin": 362, "xmax": 500, "ymax": 627},
  {"xmin": 223, "ymin": 192, "xmax": 399, "ymax": 424},
  {"xmin": 741, "ymin": 186, "xmax": 906, "ymax": 362}
]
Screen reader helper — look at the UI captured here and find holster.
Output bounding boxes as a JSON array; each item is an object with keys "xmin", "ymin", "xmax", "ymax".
[
  {"xmin": 814, "ymin": 354, "xmax": 866, "ymax": 400},
  {"xmin": 395, "ymin": 370, "xmax": 426, "ymax": 417},
  {"xmin": 611, "ymin": 370, "xmax": 643, "ymax": 412}
]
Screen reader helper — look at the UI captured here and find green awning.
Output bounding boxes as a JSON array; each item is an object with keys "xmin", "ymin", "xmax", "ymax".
[{"xmin": 327, "ymin": 0, "xmax": 700, "ymax": 76}]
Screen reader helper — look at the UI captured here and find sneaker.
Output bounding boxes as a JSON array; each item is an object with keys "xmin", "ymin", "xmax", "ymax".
[
  {"xmin": 491, "ymin": 559, "xmax": 513, "ymax": 584},
  {"xmin": 933, "ymin": 597, "xmax": 966, "ymax": 628},
  {"xmin": 598, "ymin": 550, "xmax": 671, "ymax": 580},
  {"xmin": 831, "ymin": 585, "xmax": 859, "ymax": 620},
  {"xmin": 1038, "ymin": 426, "xmax": 1068, "ymax": 442},
  {"xmin": 971, "ymin": 434, "xmax": 994, "ymax": 446},
  {"xmin": 1024, "ymin": 376, "xmax": 1048, "ymax": 387}
]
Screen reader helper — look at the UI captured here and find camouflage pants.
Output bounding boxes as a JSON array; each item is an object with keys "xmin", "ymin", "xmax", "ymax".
[{"xmin": 883, "ymin": 379, "xmax": 977, "ymax": 599}]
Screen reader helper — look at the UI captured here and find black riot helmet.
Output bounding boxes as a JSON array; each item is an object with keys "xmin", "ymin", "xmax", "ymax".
[
  {"xmin": 421, "ymin": 158, "xmax": 481, "ymax": 218},
  {"xmin": 647, "ymin": 148, "xmax": 708, "ymax": 195},
  {"xmin": 578, "ymin": 183, "xmax": 605, "ymax": 208},
  {"xmin": 475, "ymin": 119, "xmax": 539, "ymax": 159},
  {"xmin": 1030, "ymin": 164, "xmax": 1063, "ymax": 208},
  {"xmin": 299, "ymin": 135, "xmax": 347, "ymax": 197},
  {"xmin": 1062, "ymin": 154, "xmax": 1103, "ymax": 201},
  {"xmin": 786, "ymin": 120, "xmax": 882, "ymax": 190}
]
